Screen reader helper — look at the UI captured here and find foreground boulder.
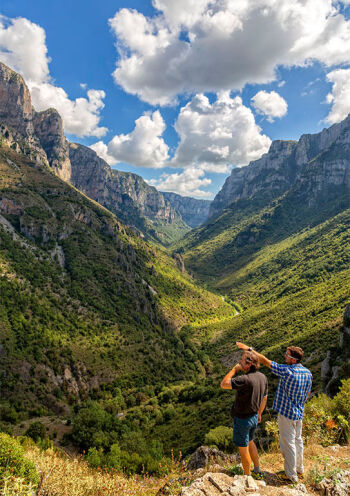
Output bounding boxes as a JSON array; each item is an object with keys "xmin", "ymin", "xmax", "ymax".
[
  {"xmin": 187, "ymin": 446, "xmax": 239, "ymax": 470},
  {"xmin": 180, "ymin": 473, "xmax": 260, "ymax": 496},
  {"xmin": 179, "ymin": 472, "xmax": 310, "ymax": 496},
  {"xmin": 316, "ymin": 470, "xmax": 350, "ymax": 496}
]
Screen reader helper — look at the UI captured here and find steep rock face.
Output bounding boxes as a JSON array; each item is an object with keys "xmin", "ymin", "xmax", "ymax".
[
  {"xmin": 0, "ymin": 62, "xmax": 72, "ymax": 176},
  {"xmin": 33, "ymin": 108, "xmax": 71, "ymax": 181},
  {"xmin": 210, "ymin": 140, "xmax": 297, "ymax": 217},
  {"xmin": 162, "ymin": 192, "xmax": 211, "ymax": 227},
  {"xmin": 0, "ymin": 62, "xmax": 34, "ymax": 137},
  {"xmin": 69, "ymin": 142, "xmax": 179, "ymax": 225},
  {"xmin": 0, "ymin": 62, "xmax": 190, "ymax": 244},
  {"xmin": 210, "ymin": 115, "xmax": 350, "ymax": 218},
  {"xmin": 0, "ymin": 62, "xmax": 49, "ymax": 165}
]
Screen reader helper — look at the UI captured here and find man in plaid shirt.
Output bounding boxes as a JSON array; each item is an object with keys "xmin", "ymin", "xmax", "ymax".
[{"xmin": 236, "ymin": 342, "xmax": 312, "ymax": 483}]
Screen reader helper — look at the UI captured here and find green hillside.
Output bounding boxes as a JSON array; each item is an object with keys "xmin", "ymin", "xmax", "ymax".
[
  {"xmin": 0, "ymin": 144, "xmax": 234, "ymax": 419},
  {"xmin": 173, "ymin": 186, "xmax": 350, "ymax": 383}
]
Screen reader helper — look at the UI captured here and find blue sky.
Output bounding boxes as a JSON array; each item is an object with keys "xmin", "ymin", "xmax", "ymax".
[{"xmin": 1, "ymin": 1, "xmax": 350, "ymax": 198}]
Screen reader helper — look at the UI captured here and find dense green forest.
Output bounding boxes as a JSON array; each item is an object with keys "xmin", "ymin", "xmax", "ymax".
[{"xmin": 0, "ymin": 145, "xmax": 233, "ymax": 423}]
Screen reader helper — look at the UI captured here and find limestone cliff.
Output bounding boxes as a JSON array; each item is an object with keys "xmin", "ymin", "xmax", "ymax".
[
  {"xmin": 68, "ymin": 142, "xmax": 189, "ymax": 244},
  {"xmin": 162, "ymin": 192, "xmax": 211, "ymax": 228},
  {"xmin": 0, "ymin": 62, "xmax": 49, "ymax": 166},
  {"xmin": 0, "ymin": 62, "xmax": 34, "ymax": 137},
  {"xmin": 69, "ymin": 142, "xmax": 176, "ymax": 223},
  {"xmin": 210, "ymin": 116, "xmax": 350, "ymax": 218},
  {"xmin": 0, "ymin": 62, "xmax": 191, "ymax": 244},
  {"xmin": 33, "ymin": 108, "xmax": 71, "ymax": 181}
]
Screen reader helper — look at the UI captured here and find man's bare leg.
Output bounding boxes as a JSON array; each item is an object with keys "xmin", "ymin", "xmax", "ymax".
[
  {"xmin": 248, "ymin": 440, "xmax": 260, "ymax": 471},
  {"xmin": 238, "ymin": 446, "xmax": 251, "ymax": 475}
]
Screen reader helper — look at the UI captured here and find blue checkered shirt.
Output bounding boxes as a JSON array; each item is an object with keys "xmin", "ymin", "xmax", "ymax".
[{"xmin": 270, "ymin": 362, "xmax": 312, "ymax": 420}]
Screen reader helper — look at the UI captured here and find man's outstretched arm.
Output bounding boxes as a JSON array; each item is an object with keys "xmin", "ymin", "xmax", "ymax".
[
  {"xmin": 220, "ymin": 363, "xmax": 242, "ymax": 389},
  {"xmin": 236, "ymin": 342, "xmax": 272, "ymax": 368}
]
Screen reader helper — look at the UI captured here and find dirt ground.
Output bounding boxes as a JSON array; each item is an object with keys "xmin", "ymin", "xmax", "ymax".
[{"xmin": 13, "ymin": 416, "xmax": 76, "ymax": 455}]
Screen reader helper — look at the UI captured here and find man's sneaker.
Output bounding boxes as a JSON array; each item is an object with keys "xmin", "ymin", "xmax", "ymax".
[
  {"xmin": 297, "ymin": 472, "xmax": 304, "ymax": 479},
  {"xmin": 277, "ymin": 471, "xmax": 298, "ymax": 483},
  {"xmin": 251, "ymin": 471, "xmax": 265, "ymax": 480}
]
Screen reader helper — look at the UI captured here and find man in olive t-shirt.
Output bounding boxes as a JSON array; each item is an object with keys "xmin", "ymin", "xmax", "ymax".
[{"xmin": 221, "ymin": 351, "xmax": 268, "ymax": 476}]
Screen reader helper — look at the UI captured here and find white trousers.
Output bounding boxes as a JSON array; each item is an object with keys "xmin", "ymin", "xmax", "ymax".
[{"xmin": 277, "ymin": 413, "xmax": 304, "ymax": 482}]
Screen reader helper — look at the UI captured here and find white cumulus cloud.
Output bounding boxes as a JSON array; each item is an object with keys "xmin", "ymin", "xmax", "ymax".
[
  {"xmin": 172, "ymin": 92, "xmax": 271, "ymax": 171},
  {"xmin": 251, "ymin": 90, "xmax": 288, "ymax": 122},
  {"xmin": 89, "ymin": 141, "xmax": 116, "ymax": 164},
  {"xmin": 109, "ymin": 0, "xmax": 350, "ymax": 105},
  {"xmin": 0, "ymin": 16, "xmax": 107, "ymax": 137},
  {"xmin": 148, "ymin": 168, "xmax": 212, "ymax": 198},
  {"xmin": 325, "ymin": 68, "xmax": 350, "ymax": 124},
  {"xmin": 91, "ymin": 110, "xmax": 169, "ymax": 168}
]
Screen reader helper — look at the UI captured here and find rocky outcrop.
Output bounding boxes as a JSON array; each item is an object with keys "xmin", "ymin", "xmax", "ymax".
[
  {"xmin": 210, "ymin": 116, "xmax": 350, "ymax": 219},
  {"xmin": 187, "ymin": 446, "xmax": 238, "ymax": 470},
  {"xmin": 0, "ymin": 62, "xmax": 71, "ymax": 180},
  {"xmin": 0, "ymin": 62, "xmax": 34, "ymax": 137},
  {"xmin": 0, "ymin": 63, "xmax": 49, "ymax": 166},
  {"xmin": 179, "ymin": 472, "xmax": 309, "ymax": 496},
  {"xmin": 162, "ymin": 192, "xmax": 211, "ymax": 227},
  {"xmin": 316, "ymin": 470, "xmax": 350, "ymax": 496},
  {"xmin": 33, "ymin": 108, "xmax": 71, "ymax": 181},
  {"xmin": 322, "ymin": 304, "xmax": 350, "ymax": 396}
]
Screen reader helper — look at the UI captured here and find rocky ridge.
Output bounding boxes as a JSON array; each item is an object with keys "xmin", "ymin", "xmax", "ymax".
[
  {"xmin": 162, "ymin": 192, "xmax": 211, "ymax": 228},
  {"xmin": 210, "ymin": 118, "xmax": 350, "ymax": 219},
  {"xmin": 0, "ymin": 61, "xmax": 205, "ymax": 244},
  {"xmin": 68, "ymin": 142, "xmax": 187, "ymax": 243}
]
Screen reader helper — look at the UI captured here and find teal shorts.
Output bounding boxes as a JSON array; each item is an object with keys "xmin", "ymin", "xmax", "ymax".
[{"xmin": 233, "ymin": 414, "xmax": 259, "ymax": 447}]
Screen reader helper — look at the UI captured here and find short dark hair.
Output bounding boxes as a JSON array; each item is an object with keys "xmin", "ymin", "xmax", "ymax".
[
  {"xmin": 287, "ymin": 346, "xmax": 304, "ymax": 363},
  {"xmin": 242, "ymin": 351, "xmax": 260, "ymax": 372}
]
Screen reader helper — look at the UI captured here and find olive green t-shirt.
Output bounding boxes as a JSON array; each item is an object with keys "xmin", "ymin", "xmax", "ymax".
[{"xmin": 230, "ymin": 371, "xmax": 268, "ymax": 419}]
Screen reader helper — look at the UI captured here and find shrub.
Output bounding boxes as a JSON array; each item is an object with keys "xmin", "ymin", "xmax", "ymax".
[
  {"xmin": 229, "ymin": 464, "xmax": 244, "ymax": 476},
  {"xmin": 333, "ymin": 379, "xmax": 350, "ymax": 420},
  {"xmin": 0, "ymin": 433, "xmax": 39, "ymax": 487},
  {"xmin": 71, "ymin": 403, "xmax": 111, "ymax": 450},
  {"xmin": 0, "ymin": 405, "xmax": 18, "ymax": 424},
  {"xmin": 303, "ymin": 382, "xmax": 350, "ymax": 446},
  {"xmin": 120, "ymin": 451, "xmax": 143, "ymax": 474},
  {"xmin": 265, "ymin": 420, "xmax": 279, "ymax": 449},
  {"xmin": 106, "ymin": 443, "xmax": 122, "ymax": 469},
  {"xmin": 1, "ymin": 475, "xmax": 35, "ymax": 496},
  {"xmin": 87, "ymin": 447, "xmax": 103, "ymax": 469},
  {"xmin": 25, "ymin": 421, "xmax": 46, "ymax": 442},
  {"xmin": 204, "ymin": 426, "xmax": 233, "ymax": 451}
]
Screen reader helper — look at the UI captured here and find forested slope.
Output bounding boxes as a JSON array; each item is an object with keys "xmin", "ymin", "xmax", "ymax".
[{"xmin": 0, "ymin": 144, "xmax": 234, "ymax": 418}]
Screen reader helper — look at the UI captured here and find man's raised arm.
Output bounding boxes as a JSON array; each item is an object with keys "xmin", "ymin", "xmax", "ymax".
[
  {"xmin": 236, "ymin": 342, "xmax": 272, "ymax": 368},
  {"xmin": 220, "ymin": 363, "xmax": 242, "ymax": 389}
]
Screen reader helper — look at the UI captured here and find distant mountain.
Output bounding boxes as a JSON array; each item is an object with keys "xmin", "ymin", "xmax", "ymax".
[
  {"xmin": 68, "ymin": 142, "xmax": 190, "ymax": 245},
  {"xmin": 162, "ymin": 192, "xmax": 211, "ymax": 228},
  {"xmin": 210, "ymin": 117, "xmax": 350, "ymax": 218},
  {"xmin": 177, "ymin": 113, "xmax": 350, "ymax": 282},
  {"xmin": 0, "ymin": 61, "xmax": 191, "ymax": 245}
]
